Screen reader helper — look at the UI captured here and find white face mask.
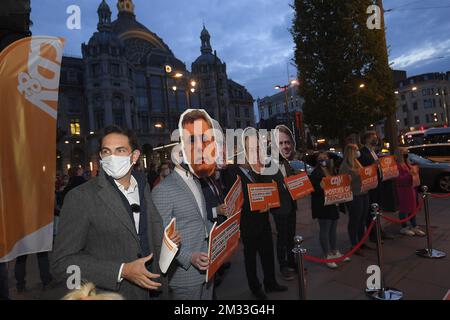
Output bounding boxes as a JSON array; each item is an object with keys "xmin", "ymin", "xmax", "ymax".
[
  {"xmin": 100, "ymin": 154, "xmax": 133, "ymax": 180},
  {"xmin": 356, "ymin": 151, "xmax": 361, "ymax": 159}
]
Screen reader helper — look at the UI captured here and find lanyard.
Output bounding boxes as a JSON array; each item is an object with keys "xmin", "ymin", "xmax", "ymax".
[{"xmin": 239, "ymin": 167, "xmax": 255, "ymax": 183}]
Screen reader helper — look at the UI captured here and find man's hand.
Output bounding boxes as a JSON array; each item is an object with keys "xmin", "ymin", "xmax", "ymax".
[
  {"xmin": 191, "ymin": 252, "xmax": 210, "ymax": 271},
  {"xmin": 122, "ymin": 254, "xmax": 161, "ymax": 290},
  {"xmin": 169, "ymin": 230, "xmax": 181, "ymax": 246},
  {"xmin": 216, "ymin": 204, "xmax": 228, "ymax": 216}
]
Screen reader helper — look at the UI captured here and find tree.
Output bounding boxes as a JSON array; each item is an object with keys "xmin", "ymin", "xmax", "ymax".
[{"xmin": 291, "ymin": 0, "xmax": 396, "ymax": 146}]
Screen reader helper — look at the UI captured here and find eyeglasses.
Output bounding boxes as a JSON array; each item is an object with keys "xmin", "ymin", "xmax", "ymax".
[{"xmin": 130, "ymin": 204, "xmax": 140, "ymax": 213}]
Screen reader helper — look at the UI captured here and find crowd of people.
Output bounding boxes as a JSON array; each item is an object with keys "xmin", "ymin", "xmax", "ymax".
[{"xmin": 0, "ymin": 109, "xmax": 427, "ymax": 301}]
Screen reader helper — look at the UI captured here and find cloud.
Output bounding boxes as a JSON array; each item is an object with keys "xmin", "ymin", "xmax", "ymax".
[
  {"xmin": 391, "ymin": 39, "xmax": 450, "ymax": 69},
  {"xmin": 29, "ymin": 0, "xmax": 450, "ymax": 104}
]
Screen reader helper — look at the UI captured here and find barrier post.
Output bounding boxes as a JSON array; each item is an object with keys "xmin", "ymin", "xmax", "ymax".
[
  {"xmin": 416, "ymin": 186, "xmax": 447, "ymax": 259},
  {"xmin": 366, "ymin": 203, "xmax": 403, "ymax": 300},
  {"xmin": 292, "ymin": 235, "xmax": 307, "ymax": 300}
]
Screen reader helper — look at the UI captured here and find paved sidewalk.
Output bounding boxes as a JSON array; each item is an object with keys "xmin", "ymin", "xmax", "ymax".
[{"xmin": 3, "ymin": 195, "xmax": 450, "ymax": 300}]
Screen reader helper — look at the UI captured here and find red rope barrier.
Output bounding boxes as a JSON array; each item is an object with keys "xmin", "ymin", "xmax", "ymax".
[
  {"xmin": 381, "ymin": 209, "xmax": 419, "ymax": 224},
  {"xmin": 429, "ymin": 193, "xmax": 450, "ymax": 199},
  {"xmin": 303, "ymin": 220, "xmax": 376, "ymax": 264},
  {"xmin": 381, "ymin": 198, "xmax": 424, "ymax": 224}
]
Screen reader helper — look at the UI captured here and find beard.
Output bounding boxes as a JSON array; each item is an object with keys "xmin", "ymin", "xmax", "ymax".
[{"xmin": 191, "ymin": 162, "xmax": 216, "ymax": 178}]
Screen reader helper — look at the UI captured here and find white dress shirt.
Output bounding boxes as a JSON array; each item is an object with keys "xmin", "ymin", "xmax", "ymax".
[
  {"xmin": 280, "ymin": 162, "xmax": 287, "ymax": 177},
  {"xmin": 114, "ymin": 176, "xmax": 140, "ymax": 233},
  {"xmin": 115, "ymin": 176, "xmax": 140, "ymax": 283}
]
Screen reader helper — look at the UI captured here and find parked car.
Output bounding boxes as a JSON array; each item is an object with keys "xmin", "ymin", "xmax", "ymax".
[
  {"xmin": 408, "ymin": 153, "xmax": 450, "ymax": 193},
  {"xmin": 289, "ymin": 160, "xmax": 313, "ymax": 175},
  {"xmin": 408, "ymin": 143, "xmax": 450, "ymax": 163}
]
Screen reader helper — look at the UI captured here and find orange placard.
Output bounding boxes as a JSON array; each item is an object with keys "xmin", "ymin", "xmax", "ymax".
[
  {"xmin": 410, "ymin": 165, "xmax": 421, "ymax": 188},
  {"xmin": 359, "ymin": 164, "xmax": 379, "ymax": 193},
  {"xmin": 380, "ymin": 156, "xmax": 399, "ymax": 181},
  {"xmin": 224, "ymin": 176, "xmax": 244, "ymax": 216},
  {"xmin": 322, "ymin": 174, "xmax": 353, "ymax": 206},
  {"xmin": 206, "ymin": 211, "xmax": 241, "ymax": 282},
  {"xmin": 0, "ymin": 36, "xmax": 64, "ymax": 262},
  {"xmin": 247, "ymin": 181, "xmax": 281, "ymax": 212},
  {"xmin": 284, "ymin": 172, "xmax": 314, "ymax": 200},
  {"xmin": 444, "ymin": 289, "xmax": 450, "ymax": 301}
]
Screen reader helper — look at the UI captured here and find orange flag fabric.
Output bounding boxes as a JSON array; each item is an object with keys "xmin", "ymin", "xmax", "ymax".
[{"xmin": 0, "ymin": 36, "xmax": 64, "ymax": 262}]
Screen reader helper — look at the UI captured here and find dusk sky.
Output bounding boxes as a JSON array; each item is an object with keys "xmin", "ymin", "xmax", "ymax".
[{"xmin": 31, "ymin": 0, "xmax": 450, "ymax": 103}]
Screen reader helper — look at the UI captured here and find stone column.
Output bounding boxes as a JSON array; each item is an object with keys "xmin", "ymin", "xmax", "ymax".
[
  {"xmin": 104, "ymin": 91, "xmax": 113, "ymax": 125},
  {"xmin": 124, "ymin": 95, "xmax": 132, "ymax": 129},
  {"xmin": 87, "ymin": 95, "xmax": 95, "ymax": 132}
]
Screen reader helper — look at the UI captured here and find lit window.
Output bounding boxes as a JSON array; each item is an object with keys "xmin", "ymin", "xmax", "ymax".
[{"xmin": 70, "ymin": 119, "xmax": 81, "ymax": 135}]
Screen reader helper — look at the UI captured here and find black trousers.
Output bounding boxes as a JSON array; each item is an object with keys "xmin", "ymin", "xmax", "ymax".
[
  {"xmin": 14, "ymin": 252, "xmax": 52, "ymax": 289},
  {"xmin": 241, "ymin": 221, "xmax": 277, "ymax": 293},
  {"xmin": 272, "ymin": 211, "xmax": 297, "ymax": 270},
  {"xmin": 0, "ymin": 263, "xmax": 8, "ymax": 300}
]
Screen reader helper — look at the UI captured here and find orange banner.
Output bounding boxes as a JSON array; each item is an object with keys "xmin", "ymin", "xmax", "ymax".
[
  {"xmin": 224, "ymin": 176, "xmax": 244, "ymax": 216},
  {"xmin": 206, "ymin": 211, "xmax": 241, "ymax": 282},
  {"xmin": 380, "ymin": 156, "xmax": 399, "ymax": 181},
  {"xmin": 323, "ymin": 174, "xmax": 353, "ymax": 206},
  {"xmin": 410, "ymin": 165, "xmax": 421, "ymax": 188},
  {"xmin": 247, "ymin": 181, "xmax": 281, "ymax": 212},
  {"xmin": 0, "ymin": 36, "xmax": 64, "ymax": 262},
  {"xmin": 284, "ymin": 172, "xmax": 314, "ymax": 200},
  {"xmin": 359, "ymin": 164, "xmax": 379, "ymax": 193}
]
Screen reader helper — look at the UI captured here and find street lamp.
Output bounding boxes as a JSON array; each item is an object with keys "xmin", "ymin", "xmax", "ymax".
[
  {"xmin": 435, "ymin": 89, "xmax": 449, "ymax": 126},
  {"xmin": 274, "ymin": 79, "xmax": 302, "ymax": 148},
  {"xmin": 394, "ymin": 86, "xmax": 419, "ymax": 134}
]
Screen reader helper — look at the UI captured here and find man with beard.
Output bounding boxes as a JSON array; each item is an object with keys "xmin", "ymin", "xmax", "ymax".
[{"xmin": 152, "ymin": 109, "xmax": 216, "ymax": 300}]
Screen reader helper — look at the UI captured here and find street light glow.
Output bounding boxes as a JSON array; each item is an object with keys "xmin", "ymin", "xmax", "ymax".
[
  {"xmin": 64, "ymin": 141, "xmax": 69, "ymax": 144},
  {"xmin": 274, "ymin": 85, "xmax": 281, "ymax": 90},
  {"xmin": 190, "ymin": 80, "xmax": 197, "ymax": 87},
  {"xmin": 174, "ymin": 73, "xmax": 183, "ymax": 78},
  {"xmin": 394, "ymin": 91, "xmax": 399, "ymax": 95},
  {"xmin": 359, "ymin": 83, "xmax": 365, "ymax": 89},
  {"xmin": 154, "ymin": 123, "xmax": 163, "ymax": 128},
  {"xmin": 190, "ymin": 88, "xmax": 196, "ymax": 93},
  {"xmin": 290, "ymin": 79, "xmax": 299, "ymax": 86},
  {"xmin": 172, "ymin": 86, "xmax": 177, "ymax": 91},
  {"xmin": 412, "ymin": 86, "xmax": 417, "ymax": 91}
]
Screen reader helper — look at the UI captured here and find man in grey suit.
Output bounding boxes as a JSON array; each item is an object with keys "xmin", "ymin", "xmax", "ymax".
[
  {"xmin": 152, "ymin": 110, "xmax": 216, "ymax": 300},
  {"xmin": 52, "ymin": 125, "xmax": 180, "ymax": 300}
]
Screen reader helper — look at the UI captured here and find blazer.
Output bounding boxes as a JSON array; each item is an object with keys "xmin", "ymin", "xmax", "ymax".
[
  {"xmin": 200, "ymin": 177, "xmax": 226, "ymax": 225},
  {"xmin": 152, "ymin": 170, "xmax": 214, "ymax": 288},
  {"xmin": 222, "ymin": 165, "xmax": 272, "ymax": 240},
  {"xmin": 51, "ymin": 170, "xmax": 168, "ymax": 300},
  {"xmin": 260, "ymin": 159, "xmax": 297, "ymax": 216}
]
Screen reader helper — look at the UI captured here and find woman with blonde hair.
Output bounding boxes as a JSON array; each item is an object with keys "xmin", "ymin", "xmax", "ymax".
[
  {"xmin": 394, "ymin": 147, "xmax": 425, "ymax": 237},
  {"xmin": 63, "ymin": 282, "xmax": 124, "ymax": 300},
  {"xmin": 339, "ymin": 144, "xmax": 370, "ymax": 256}
]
